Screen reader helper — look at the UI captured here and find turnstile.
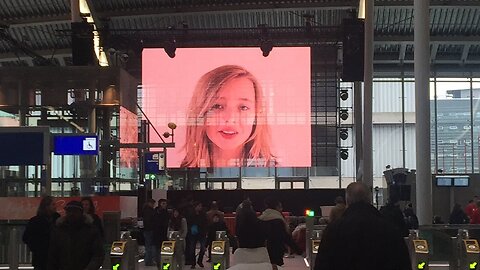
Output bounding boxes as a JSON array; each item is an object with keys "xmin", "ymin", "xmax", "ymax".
[
  {"xmin": 450, "ymin": 229, "xmax": 480, "ymax": 270},
  {"xmin": 110, "ymin": 235, "xmax": 139, "ymax": 270},
  {"xmin": 461, "ymin": 239, "xmax": 480, "ymax": 270},
  {"xmin": 211, "ymin": 231, "xmax": 230, "ymax": 270},
  {"xmin": 405, "ymin": 230, "xmax": 429, "ymax": 270},
  {"xmin": 308, "ymin": 229, "xmax": 322, "ymax": 269},
  {"xmin": 305, "ymin": 216, "xmax": 325, "ymax": 270},
  {"xmin": 159, "ymin": 231, "xmax": 184, "ymax": 270}
]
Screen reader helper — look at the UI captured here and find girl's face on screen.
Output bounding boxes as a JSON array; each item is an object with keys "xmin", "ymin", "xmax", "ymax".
[{"xmin": 205, "ymin": 77, "xmax": 256, "ymax": 155}]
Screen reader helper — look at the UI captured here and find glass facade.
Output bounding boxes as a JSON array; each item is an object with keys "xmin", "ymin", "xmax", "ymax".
[{"xmin": 2, "ymin": 72, "xmax": 480, "ymax": 193}]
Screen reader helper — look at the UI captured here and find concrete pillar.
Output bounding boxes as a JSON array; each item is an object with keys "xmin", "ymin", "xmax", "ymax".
[
  {"xmin": 414, "ymin": 0, "xmax": 433, "ymax": 225},
  {"xmin": 363, "ymin": 0, "xmax": 374, "ymax": 189}
]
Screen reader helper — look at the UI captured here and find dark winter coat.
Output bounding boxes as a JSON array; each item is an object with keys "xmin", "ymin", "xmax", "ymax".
[
  {"xmin": 22, "ymin": 213, "xmax": 60, "ymax": 270},
  {"xmin": 143, "ymin": 205, "xmax": 156, "ymax": 231},
  {"xmin": 403, "ymin": 208, "xmax": 419, "ymax": 230},
  {"xmin": 207, "ymin": 220, "xmax": 229, "ymax": 243},
  {"xmin": 258, "ymin": 209, "xmax": 301, "ymax": 266},
  {"xmin": 314, "ymin": 202, "xmax": 411, "ymax": 270},
  {"xmin": 47, "ymin": 215, "xmax": 104, "ymax": 270},
  {"xmin": 380, "ymin": 203, "xmax": 409, "ymax": 237},
  {"xmin": 187, "ymin": 211, "xmax": 208, "ymax": 237},
  {"xmin": 449, "ymin": 208, "xmax": 470, "ymax": 224},
  {"xmin": 90, "ymin": 213, "xmax": 104, "ymax": 238},
  {"xmin": 153, "ymin": 208, "xmax": 170, "ymax": 245}
]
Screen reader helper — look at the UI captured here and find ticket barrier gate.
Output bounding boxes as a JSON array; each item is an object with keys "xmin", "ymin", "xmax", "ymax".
[
  {"xmin": 110, "ymin": 235, "xmax": 139, "ymax": 270},
  {"xmin": 160, "ymin": 231, "xmax": 184, "ymax": 270},
  {"xmin": 405, "ymin": 230, "xmax": 429, "ymax": 270},
  {"xmin": 308, "ymin": 229, "xmax": 323, "ymax": 270},
  {"xmin": 211, "ymin": 231, "xmax": 230, "ymax": 270},
  {"xmin": 450, "ymin": 229, "xmax": 480, "ymax": 270}
]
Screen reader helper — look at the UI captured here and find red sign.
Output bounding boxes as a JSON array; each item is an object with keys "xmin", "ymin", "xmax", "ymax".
[{"xmin": 0, "ymin": 196, "xmax": 122, "ymax": 220}]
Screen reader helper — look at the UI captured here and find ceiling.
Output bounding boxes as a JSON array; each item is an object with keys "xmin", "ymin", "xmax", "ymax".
[{"xmin": 0, "ymin": 0, "xmax": 479, "ymax": 77}]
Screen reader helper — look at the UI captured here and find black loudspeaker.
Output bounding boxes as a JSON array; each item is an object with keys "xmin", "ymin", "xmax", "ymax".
[
  {"xmin": 342, "ymin": 18, "xmax": 365, "ymax": 82},
  {"xmin": 71, "ymin": 22, "xmax": 95, "ymax": 66},
  {"xmin": 389, "ymin": 184, "xmax": 411, "ymax": 202}
]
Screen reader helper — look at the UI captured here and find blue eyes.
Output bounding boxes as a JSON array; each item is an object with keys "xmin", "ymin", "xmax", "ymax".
[{"xmin": 211, "ymin": 104, "xmax": 250, "ymax": 111}]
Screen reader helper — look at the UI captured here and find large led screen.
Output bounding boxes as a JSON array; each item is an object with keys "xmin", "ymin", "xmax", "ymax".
[
  {"xmin": 119, "ymin": 106, "xmax": 138, "ymax": 179},
  {"xmin": 142, "ymin": 48, "xmax": 311, "ymax": 168}
]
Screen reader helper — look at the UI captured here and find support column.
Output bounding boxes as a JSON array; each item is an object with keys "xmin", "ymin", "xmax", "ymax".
[
  {"xmin": 401, "ymin": 71, "xmax": 406, "ymax": 168},
  {"xmin": 414, "ymin": 0, "xmax": 432, "ymax": 225},
  {"xmin": 101, "ymin": 108, "xmax": 111, "ymax": 179},
  {"xmin": 71, "ymin": 0, "xmax": 81, "ymax": 22},
  {"xmin": 79, "ymin": 86, "xmax": 96, "ymax": 195},
  {"xmin": 363, "ymin": 0, "xmax": 374, "ymax": 189},
  {"xmin": 470, "ymin": 76, "xmax": 475, "ymax": 173},
  {"xmin": 18, "ymin": 82, "xmax": 27, "ymax": 194},
  {"xmin": 354, "ymin": 81, "xmax": 363, "ymax": 181}
]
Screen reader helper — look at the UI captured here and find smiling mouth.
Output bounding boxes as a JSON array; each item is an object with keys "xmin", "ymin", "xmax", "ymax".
[
  {"xmin": 220, "ymin": 130, "xmax": 238, "ymax": 135},
  {"xmin": 219, "ymin": 130, "xmax": 238, "ymax": 138}
]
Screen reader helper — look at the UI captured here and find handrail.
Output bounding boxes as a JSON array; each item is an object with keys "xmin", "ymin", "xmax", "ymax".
[{"xmin": 7, "ymin": 228, "xmax": 18, "ymax": 270}]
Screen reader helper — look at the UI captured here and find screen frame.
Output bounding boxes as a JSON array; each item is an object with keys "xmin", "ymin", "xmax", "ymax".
[
  {"xmin": 142, "ymin": 47, "xmax": 312, "ymax": 168},
  {"xmin": 453, "ymin": 176, "xmax": 469, "ymax": 187},
  {"xmin": 0, "ymin": 126, "xmax": 50, "ymax": 165},
  {"xmin": 435, "ymin": 176, "xmax": 453, "ymax": 187},
  {"xmin": 435, "ymin": 175, "xmax": 470, "ymax": 187}
]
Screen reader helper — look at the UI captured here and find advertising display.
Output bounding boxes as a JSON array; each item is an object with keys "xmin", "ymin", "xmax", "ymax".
[
  {"xmin": 142, "ymin": 48, "xmax": 311, "ymax": 168},
  {"xmin": 119, "ymin": 106, "xmax": 138, "ymax": 178}
]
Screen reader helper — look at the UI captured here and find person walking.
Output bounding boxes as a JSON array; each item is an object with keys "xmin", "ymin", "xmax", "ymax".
[
  {"xmin": 314, "ymin": 182, "xmax": 410, "ymax": 270},
  {"xmin": 228, "ymin": 201, "xmax": 274, "ymax": 270},
  {"xmin": 206, "ymin": 200, "xmax": 224, "ymax": 225},
  {"xmin": 206, "ymin": 214, "xmax": 230, "ymax": 262},
  {"xmin": 258, "ymin": 197, "xmax": 301, "ymax": 266},
  {"xmin": 187, "ymin": 202, "xmax": 207, "ymax": 269}
]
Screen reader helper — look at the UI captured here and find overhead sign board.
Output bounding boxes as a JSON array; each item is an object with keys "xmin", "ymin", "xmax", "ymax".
[
  {"xmin": 53, "ymin": 134, "xmax": 99, "ymax": 155},
  {"xmin": 144, "ymin": 151, "xmax": 165, "ymax": 174}
]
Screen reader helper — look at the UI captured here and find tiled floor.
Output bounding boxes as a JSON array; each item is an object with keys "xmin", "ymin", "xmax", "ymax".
[
  {"xmin": 137, "ymin": 258, "xmax": 451, "ymax": 270},
  {"xmin": 138, "ymin": 254, "xmax": 309, "ymax": 270}
]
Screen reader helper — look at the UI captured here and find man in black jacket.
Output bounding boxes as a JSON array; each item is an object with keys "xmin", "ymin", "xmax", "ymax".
[
  {"xmin": 259, "ymin": 197, "xmax": 301, "ymax": 266},
  {"xmin": 314, "ymin": 182, "xmax": 411, "ymax": 270},
  {"xmin": 142, "ymin": 198, "xmax": 157, "ymax": 266},
  {"xmin": 154, "ymin": 199, "xmax": 169, "ymax": 250},
  {"xmin": 47, "ymin": 201, "xmax": 104, "ymax": 270}
]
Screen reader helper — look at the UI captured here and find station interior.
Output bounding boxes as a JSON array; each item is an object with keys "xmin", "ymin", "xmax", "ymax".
[{"xmin": 1, "ymin": 0, "xmax": 480, "ymax": 269}]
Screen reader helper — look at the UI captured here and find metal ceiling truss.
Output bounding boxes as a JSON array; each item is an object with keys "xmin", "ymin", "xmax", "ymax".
[
  {"xmin": 106, "ymin": 26, "xmax": 341, "ymax": 48},
  {"xmin": 0, "ymin": 0, "xmax": 478, "ymax": 73}
]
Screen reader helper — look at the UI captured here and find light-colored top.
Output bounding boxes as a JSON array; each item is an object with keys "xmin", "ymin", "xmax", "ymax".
[
  {"xmin": 228, "ymin": 247, "xmax": 282, "ymax": 270},
  {"xmin": 168, "ymin": 217, "xmax": 187, "ymax": 239}
]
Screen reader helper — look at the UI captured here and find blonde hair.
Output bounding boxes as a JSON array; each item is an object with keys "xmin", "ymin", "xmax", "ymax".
[{"xmin": 181, "ymin": 65, "xmax": 273, "ymax": 167}]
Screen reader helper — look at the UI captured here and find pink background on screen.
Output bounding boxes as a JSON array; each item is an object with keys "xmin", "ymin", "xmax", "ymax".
[
  {"xmin": 119, "ymin": 107, "xmax": 138, "ymax": 170},
  {"xmin": 142, "ymin": 47, "xmax": 311, "ymax": 167}
]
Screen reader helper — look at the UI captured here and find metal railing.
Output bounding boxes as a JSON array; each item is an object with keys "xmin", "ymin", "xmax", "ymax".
[{"xmin": 0, "ymin": 221, "xmax": 31, "ymax": 269}]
